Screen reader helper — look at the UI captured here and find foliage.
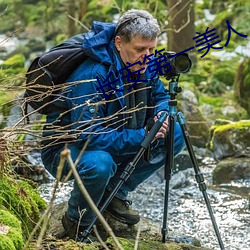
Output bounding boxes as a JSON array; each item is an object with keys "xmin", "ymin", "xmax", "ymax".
[
  {"xmin": 184, "ymin": 53, "xmax": 239, "ymax": 95},
  {"xmin": 198, "ymin": 0, "xmax": 250, "ymax": 50}
]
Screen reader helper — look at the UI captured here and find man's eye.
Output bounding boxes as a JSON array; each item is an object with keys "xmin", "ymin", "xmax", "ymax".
[{"xmin": 136, "ymin": 48, "xmax": 144, "ymax": 52}]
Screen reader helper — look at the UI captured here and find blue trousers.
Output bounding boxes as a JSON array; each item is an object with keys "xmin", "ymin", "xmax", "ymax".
[{"xmin": 41, "ymin": 123, "xmax": 185, "ymax": 226}]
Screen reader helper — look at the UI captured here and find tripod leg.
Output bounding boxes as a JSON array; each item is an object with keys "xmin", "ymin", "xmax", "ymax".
[
  {"xmin": 177, "ymin": 112, "xmax": 225, "ymax": 250},
  {"xmin": 81, "ymin": 112, "xmax": 168, "ymax": 240},
  {"xmin": 162, "ymin": 114, "xmax": 175, "ymax": 243}
]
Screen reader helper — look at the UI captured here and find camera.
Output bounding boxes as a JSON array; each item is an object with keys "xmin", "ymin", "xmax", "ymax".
[{"xmin": 160, "ymin": 51, "xmax": 192, "ymax": 80}]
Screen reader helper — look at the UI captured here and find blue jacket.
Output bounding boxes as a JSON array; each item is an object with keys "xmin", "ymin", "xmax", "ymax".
[{"xmin": 44, "ymin": 21, "xmax": 170, "ymax": 156}]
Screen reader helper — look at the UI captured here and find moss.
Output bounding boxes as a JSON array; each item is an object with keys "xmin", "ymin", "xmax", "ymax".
[
  {"xmin": 0, "ymin": 235, "xmax": 16, "ymax": 250},
  {"xmin": 106, "ymin": 237, "xmax": 209, "ymax": 250},
  {"xmin": 0, "ymin": 174, "xmax": 47, "ymax": 239},
  {"xmin": 213, "ymin": 67, "xmax": 235, "ymax": 86},
  {"xmin": 0, "ymin": 209, "xmax": 24, "ymax": 249},
  {"xmin": 1, "ymin": 54, "xmax": 25, "ymax": 69},
  {"xmin": 0, "ymin": 209, "xmax": 21, "ymax": 229},
  {"xmin": 7, "ymin": 228, "xmax": 24, "ymax": 249},
  {"xmin": 213, "ymin": 120, "xmax": 250, "ymax": 133}
]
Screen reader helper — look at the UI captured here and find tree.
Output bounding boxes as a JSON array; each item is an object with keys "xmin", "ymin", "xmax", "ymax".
[{"xmin": 166, "ymin": 0, "xmax": 195, "ymax": 56}]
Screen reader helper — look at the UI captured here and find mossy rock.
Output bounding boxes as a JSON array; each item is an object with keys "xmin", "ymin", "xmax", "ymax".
[
  {"xmin": 0, "ymin": 209, "xmax": 24, "ymax": 250},
  {"xmin": 209, "ymin": 120, "xmax": 250, "ymax": 160},
  {"xmin": 0, "ymin": 174, "xmax": 47, "ymax": 239}
]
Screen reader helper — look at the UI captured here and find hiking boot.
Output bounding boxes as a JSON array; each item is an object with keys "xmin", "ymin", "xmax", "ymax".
[
  {"xmin": 61, "ymin": 213, "xmax": 97, "ymax": 243},
  {"xmin": 105, "ymin": 196, "xmax": 140, "ymax": 225}
]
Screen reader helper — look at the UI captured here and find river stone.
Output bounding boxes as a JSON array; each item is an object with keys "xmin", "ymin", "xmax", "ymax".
[
  {"xmin": 213, "ymin": 157, "xmax": 250, "ymax": 184},
  {"xmin": 209, "ymin": 120, "xmax": 250, "ymax": 160}
]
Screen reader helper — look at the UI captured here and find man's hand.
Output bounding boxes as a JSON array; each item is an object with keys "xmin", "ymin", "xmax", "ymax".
[{"xmin": 154, "ymin": 111, "xmax": 169, "ymax": 139}]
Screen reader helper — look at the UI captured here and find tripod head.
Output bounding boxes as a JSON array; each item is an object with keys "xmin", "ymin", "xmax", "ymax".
[
  {"xmin": 168, "ymin": 76, "xmax": 182, "ymax": 100},
  {"xmin": 159, "ymin": 51, "xmax": 192, "ymax": 99}
]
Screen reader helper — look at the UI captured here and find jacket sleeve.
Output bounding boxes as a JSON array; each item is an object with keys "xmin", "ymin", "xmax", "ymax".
[{"xmin": 65, "ymin": 62, "xmax": 146, "ymax": 156}]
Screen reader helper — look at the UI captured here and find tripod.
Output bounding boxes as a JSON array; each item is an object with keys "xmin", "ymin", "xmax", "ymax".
[
  {"xmin": 82, "ymin": 77, "xmax": 225, "ymax": 250},
  {"xmin": 162, "ymin": 77, "xmax": 225, "ymax": 249}
]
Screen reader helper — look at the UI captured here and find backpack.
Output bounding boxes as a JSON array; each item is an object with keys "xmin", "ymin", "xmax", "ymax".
[{"xmin": 24, "ymin": 34, "xmax": 87, "ymax": 115}]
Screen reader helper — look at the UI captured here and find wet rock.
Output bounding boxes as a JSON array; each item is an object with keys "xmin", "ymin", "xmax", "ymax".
[
  {"xmin": 213, "ymin": 157, "xmax": 250, "ymax": 184},
  {"xmin": 170, "ymin": 168, "xmax": 193, "ymax": 189}
]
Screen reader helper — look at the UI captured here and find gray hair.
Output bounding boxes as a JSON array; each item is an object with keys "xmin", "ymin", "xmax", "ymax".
[{"xmin": 115, "ymin": 9, "xmax": 160, "ymax": 43}]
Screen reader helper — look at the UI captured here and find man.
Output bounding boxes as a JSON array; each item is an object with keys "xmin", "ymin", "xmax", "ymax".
[{"xmin": 41, "ymin": 9, "xmax": 185, "ymax": 241}]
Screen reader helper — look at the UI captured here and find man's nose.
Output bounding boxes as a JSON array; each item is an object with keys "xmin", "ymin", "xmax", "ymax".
[{"xmin": 142, "ymin": 50, "xmax": 152, "ymax": 63}]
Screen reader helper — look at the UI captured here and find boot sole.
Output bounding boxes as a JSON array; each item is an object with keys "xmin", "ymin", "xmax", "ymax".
[{"xmin": 105, "ymin": 210, "xmax": 140, "ymax": 225}]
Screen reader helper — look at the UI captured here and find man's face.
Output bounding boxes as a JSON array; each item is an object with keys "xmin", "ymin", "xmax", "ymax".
[{"xmin": 115, "ymin": 35, "xmax": 157, "ymax": 73}]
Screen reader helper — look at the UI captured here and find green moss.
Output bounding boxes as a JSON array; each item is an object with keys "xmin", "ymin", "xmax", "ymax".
[
  {"xmin": 0, "ymin": 235, "xmax": 16, "ymax": 250},
  {"xmin": 0, "ymin": 209, "xmax": 21, "ymax": 229},
  {"xmin": 0, "ymin": 209, "xmax": 24, "ymax": 249},
  {"xmin": 213, "ymin": 67, "xmax": 235, "ymax": 86},
  {"xmin": 106, "ymin": 237, "xmax": 207, "ymax": 250},
  {"xmin": 213, "ymin": 120, "xmax": 250, "ymax": 133},
  {"xmin": 7, "ymin": 228, "xmax": 24, "ymax": 249},
  {"xmin": 199, "ymin": 95, "xmax": 224, "ymax": 107},
  {"xmin": 1, "ymin": 54, "xmax": 25, "ymax": 69},
  {"xmin": 0, "ymin": 175, "xmax": 47, "ymax": 239}
]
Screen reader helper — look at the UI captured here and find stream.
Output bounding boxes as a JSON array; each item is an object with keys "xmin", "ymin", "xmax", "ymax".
[{"xmin": 38, "ymin": 155, "xmax": 250, "ymax": 250}]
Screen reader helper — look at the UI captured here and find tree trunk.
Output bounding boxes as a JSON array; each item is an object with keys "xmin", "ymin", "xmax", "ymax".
[
  {"xmin": 67, "ymin": 0, "xmax": 76, "ymax": 36},
  {"xmin": 167, "ymin": 0, "xmax": 196, "ymax": 61},
  {"xmin": 78, "ymin": 0, "xmax": 88, "ymax": 20}
]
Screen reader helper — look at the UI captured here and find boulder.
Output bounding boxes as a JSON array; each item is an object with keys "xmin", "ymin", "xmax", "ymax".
[
  {"xmin": 42, "ymin": 201, "xmax": 211, "ymax": 250},
  {"xmin": 209, "ymin": 120, "xmax": 250, "ymax": 160},
  {"xmin": 213, "ymin": 157, "xmax": 250, "ymax": 184}
]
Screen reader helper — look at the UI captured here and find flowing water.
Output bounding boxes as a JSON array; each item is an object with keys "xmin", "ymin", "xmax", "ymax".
[{"xmin": 38, "ymin": 156, "xmax": 250, "ymax": 250}]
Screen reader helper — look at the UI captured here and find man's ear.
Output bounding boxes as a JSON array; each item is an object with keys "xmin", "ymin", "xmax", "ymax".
[{"xmin": 115, "ymin": 36, "xmax": 122, "ymax": 51}]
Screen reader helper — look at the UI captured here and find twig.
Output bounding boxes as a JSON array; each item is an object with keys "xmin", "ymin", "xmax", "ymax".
[
  {"xmin": 93, "ymin": 225, "xmax": 110, "ymax": 250},
  {"xmin": 134, "ymin": 220, "xmax": 142, "ymax": 250},
  {"xmin": 22, "ymin": 154, "xmax": 65, "ymax": 249},
  {"xmin": 68, "ymin": 14, "xmax": 89, "ymax": 31},
  {"xmin": 61, "ymin": 148, "xmax": 124, "ymax": 250}
]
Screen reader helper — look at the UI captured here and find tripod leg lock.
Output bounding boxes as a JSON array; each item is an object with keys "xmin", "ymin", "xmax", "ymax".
[
  {"xmin": 120, "ymin": 162, "xmax": 135, "ymax": 182},
  {"xmin": 195, "ymin": 172, "xmax": 207, "ymax": 192}
]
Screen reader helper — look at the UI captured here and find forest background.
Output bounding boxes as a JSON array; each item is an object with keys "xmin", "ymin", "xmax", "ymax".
[{"xmin": 0, "ymin": 0, "xmax": 250, "ymax": 126}]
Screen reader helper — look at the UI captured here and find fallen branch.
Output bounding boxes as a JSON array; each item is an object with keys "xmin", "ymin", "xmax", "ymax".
[{"xmin": 62, "ymin": 148, "xmax": 124, "ymax": 250}]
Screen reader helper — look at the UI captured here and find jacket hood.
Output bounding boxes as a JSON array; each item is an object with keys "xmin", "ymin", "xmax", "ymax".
[{"xmin": 82, "ymin": 21, "xmax": 116, "ymax": 65}]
